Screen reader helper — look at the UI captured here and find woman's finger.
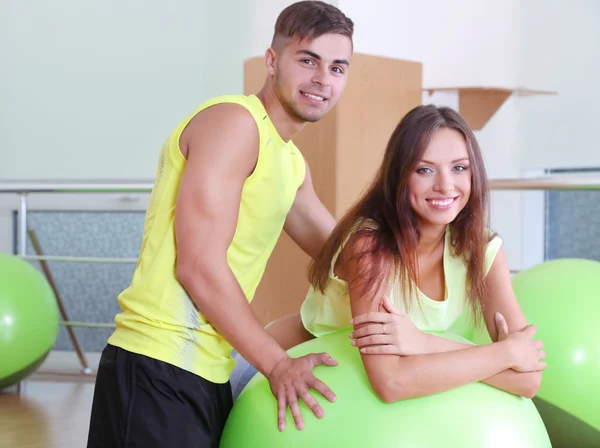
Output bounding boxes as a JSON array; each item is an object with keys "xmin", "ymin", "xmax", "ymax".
[
  {"xmin": 495, "ymin": 312, "xmax": 509, "ymax": 341},
  {"xmin": 359, "ymin": 345, "xmax": 400, "ymax": 355},
  {"xmin": 350, "ymin": 311, "xmax": 395, "ymax": 326},
  {"xmin": 350, "ymin": 323, "xmax": 394, "ymax": 340},
  {"xmin": 352, "ymin": 334, "xmax": 392, "ymax": 348},
  {"xmin": 382, "ymin": 296, "xmax": 402, "ymax": 315}
]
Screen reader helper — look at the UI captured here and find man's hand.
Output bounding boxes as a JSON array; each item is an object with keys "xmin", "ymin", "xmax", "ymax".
[
  {"xmin": 266, "ymin": 353, "xmax": 338, "ymax": 431},
  {"xmin": 349, "ymin": 296, "xmax": 432, "ymax": 356}
]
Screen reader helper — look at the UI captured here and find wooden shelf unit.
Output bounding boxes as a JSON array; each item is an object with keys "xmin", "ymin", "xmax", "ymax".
[{"xmin": 423, "ymin": 87, "xmax": 557, "ymax": 130}]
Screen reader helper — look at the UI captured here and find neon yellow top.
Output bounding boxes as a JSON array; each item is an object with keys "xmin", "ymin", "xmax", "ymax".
[
  {"xmin": 301, "ymin": 226, "xmax": 502, "ymax": 337},
  {"xmin": 108, "ymin": 94, "xmax": 306, "ymax": 383}
]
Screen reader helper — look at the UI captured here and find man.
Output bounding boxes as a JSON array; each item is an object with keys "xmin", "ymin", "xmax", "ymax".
[{"xmin": 86, "ymin": 1, "xmax": 354, "ymax": 447}]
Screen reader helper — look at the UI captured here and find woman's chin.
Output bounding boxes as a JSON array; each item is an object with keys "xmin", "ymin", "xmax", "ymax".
[{"xmin": 417, "ymin": 212, "xmax": 459, "ymax": 228}]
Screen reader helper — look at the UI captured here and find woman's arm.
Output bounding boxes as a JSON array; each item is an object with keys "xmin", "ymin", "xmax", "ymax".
[
  {"xmin": 423, "ymin": 313, "xmax": 543, "ymax": 398},
  {"xmin": 474, "ymin": 247, "xmax": 545, "ymax": 397},
  {"xmin": 342, "ymin": 235, "xmax": 546, "ymax": 403},
  {"xmin": 352, "ymin": 302, "xmax": 542, "ymax": 398}
]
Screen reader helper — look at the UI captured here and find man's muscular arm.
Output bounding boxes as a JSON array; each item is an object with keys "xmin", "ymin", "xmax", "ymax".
[
  {"xmin": 175, "ymin": 104, "xmax": 337, "ymax": 431},
  {"xmin": 284, "ymin": 160, "xmax": 336, "ymax": 259}
]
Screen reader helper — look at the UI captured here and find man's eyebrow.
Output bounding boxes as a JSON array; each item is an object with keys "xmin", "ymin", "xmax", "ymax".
[{"xmin": 295, "ymin": 49, "xmax": 350, "ymax": 66}]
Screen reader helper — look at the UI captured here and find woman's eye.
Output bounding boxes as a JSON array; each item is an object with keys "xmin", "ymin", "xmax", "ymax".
[
  {"xmin": 417, "ymin": 167, "xmax": 433, "ymax": 174},
  {"xmin": 453, "ymin": 165, "xmax": 468, "ymax": 172}
]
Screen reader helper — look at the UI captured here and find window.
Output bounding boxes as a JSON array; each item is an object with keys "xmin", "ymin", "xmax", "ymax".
[{"xmin": 544, "ymin": 168, "xmax": 600, "ymax": 262}]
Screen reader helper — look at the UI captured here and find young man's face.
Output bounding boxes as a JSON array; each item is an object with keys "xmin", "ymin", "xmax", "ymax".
[{"xmin": 271, "ymin": 33, "xmax": 353, "ymax": 123}]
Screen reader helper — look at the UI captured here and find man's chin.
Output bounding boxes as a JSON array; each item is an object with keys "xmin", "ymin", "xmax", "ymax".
[{"xmin": 294, "ymin": 110, "xmax": 328, "ymax": 124}]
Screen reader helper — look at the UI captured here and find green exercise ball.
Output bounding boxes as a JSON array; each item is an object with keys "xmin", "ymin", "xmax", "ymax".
[
  {"xmin": 449, "ymin": 308, "xmax": 477, "ymax": 341},
  {"xmin": 220, "ymin": 329, "xmax": 550, "ymax": 448},
  {"xmin": 0, "ymin": 252, "xmax": 59, "ymax": 389},
  {"xmin": 473, "ymin": 258, "xmax": 600, "ymax": 447}
]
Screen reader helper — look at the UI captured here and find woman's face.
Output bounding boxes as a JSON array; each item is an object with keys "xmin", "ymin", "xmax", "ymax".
[{"xmin": 408, "ymin": 128, "xmax": 472, "ymax": 229}]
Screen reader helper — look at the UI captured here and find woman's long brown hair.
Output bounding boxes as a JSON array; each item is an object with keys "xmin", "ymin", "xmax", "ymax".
[{"xmin": 308, "ymin": 104, "xmax": 493, "ymax": 324}]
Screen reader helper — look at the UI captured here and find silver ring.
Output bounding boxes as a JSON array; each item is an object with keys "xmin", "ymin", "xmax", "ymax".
[{"xmin": 381, "ymin": 324, "xmax": 386, "ymax": 334}]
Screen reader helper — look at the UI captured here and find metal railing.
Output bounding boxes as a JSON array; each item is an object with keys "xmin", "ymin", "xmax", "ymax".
[
  {"xmin": 1, "ymin": 175, "xmax": 599, "ymax": 376},
  {"xmin": 2, "ymin": 175, "xmax": 598, "ymax": 258},
  {"xmin": 1, "ymin": 180, "xmax": 153, "ymax": 258},
  {"xmin": 488, "ymin": 176, "xmax": 600, "ymax": 191}
]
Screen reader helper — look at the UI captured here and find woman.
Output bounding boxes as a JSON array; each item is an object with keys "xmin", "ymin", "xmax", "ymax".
[
  {"xmin": 231, "ymin": 104, "xmax": 546, "ymax": 404},
  {"xmin": 301, "ymin": 104, "xmax": 546, "ymax": 402}
]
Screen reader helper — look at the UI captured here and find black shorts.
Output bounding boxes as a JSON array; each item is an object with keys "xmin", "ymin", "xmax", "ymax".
[{"xmin": 86, "ymin": 344, "xmax": 233, "ymax": 448}]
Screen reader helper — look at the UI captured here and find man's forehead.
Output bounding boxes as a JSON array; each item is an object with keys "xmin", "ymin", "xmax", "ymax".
[{"xmin": 288, "ymin": 35, "xmax": 352, "ymax": 62}]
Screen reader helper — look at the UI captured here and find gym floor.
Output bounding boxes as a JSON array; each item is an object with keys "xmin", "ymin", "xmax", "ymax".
[{"xmin": 0, "ymin": 351, "xmax": 100, "ymax": 448}]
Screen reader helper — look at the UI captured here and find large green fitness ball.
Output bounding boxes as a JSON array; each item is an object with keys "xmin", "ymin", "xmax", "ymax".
[
  {"xmin": 220, "ymin": 330, "xmax": 550, "ymax": 448},
  {"xmin": 0, "ymin": 253, "xmax": 59, "ymax": 389},
  {"xmin": 474, "ymin": 259, "xmax": 600, "ymax": 446}
]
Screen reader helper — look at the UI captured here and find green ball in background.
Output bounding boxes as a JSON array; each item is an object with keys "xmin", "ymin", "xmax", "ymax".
[
  {"xmin": 474, "ymin": 258, "xmax": 600, "ymax": 447},
  {"xmin": 220, "ymin": 329, "xmax": 550, "ymax": 448},
  {"xmin": 0, "ymin": 252, "xmax": 59, "ymax": 389}
]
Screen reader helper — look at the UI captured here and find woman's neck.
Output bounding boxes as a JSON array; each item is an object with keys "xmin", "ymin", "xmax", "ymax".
[{"xmin": 417, "ymin": 224, "xmax": 446, "ymax": 256}]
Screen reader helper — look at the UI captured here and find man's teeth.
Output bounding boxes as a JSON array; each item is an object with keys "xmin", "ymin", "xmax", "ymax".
[
  {"xmin": 303, "ymin": 92, "xmax": 324, "ymax": 102},
  {"xmin": 431, "ymin": 199, "xmax": 454, "ymax": 206}
]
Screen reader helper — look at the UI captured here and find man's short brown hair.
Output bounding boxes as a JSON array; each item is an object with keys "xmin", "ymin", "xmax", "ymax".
[{"xmin": 272, "ymin": 1, "xmax": 354, "ymax": 46}]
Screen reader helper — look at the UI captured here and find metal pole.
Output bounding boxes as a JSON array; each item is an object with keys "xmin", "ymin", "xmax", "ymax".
[
  {"xmin": 28, "ymin": 227, "xmax": 92, "ymax": 374},
  {"xmin": 18, "ymin": 194, "xmax": 27, "ymax": 256}
]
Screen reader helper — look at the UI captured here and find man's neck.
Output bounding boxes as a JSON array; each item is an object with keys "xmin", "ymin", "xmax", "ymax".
[{"xmin": 255, "ymin": 86, "xmax": 306, "ymax": 142}]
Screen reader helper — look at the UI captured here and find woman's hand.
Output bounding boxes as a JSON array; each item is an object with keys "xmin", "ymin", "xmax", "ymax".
[
  {"xmin": 495, "ymin": 312, "xmax": 547, "ymax": 373},
  {"xmin": 349, "ymin": 296, "xmax": 432, "ymax": 356}
]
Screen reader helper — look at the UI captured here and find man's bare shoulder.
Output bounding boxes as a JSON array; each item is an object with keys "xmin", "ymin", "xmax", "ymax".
[{"xmin": 180, "ymin": 102, "xmax": 259, "ymax": 159}]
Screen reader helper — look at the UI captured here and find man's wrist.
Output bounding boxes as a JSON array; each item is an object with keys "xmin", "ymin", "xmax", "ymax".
[{"xmin": 261, "ymin": 349, "xmax": 290, "ymax": 379}]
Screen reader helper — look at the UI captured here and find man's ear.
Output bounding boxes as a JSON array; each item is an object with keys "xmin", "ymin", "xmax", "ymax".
[{"xmin": 265, "ymin": 48, "xmax": 277, "ymax": 76}]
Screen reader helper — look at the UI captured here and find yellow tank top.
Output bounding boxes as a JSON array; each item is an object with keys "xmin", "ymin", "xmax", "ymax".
[
  {"xmin": 108, "ymin": 94, "xmax": 306, "ymax": 383},
  {"xmin": 301, "ymin": 226, "xmax": 502, "ymax": 337}
]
